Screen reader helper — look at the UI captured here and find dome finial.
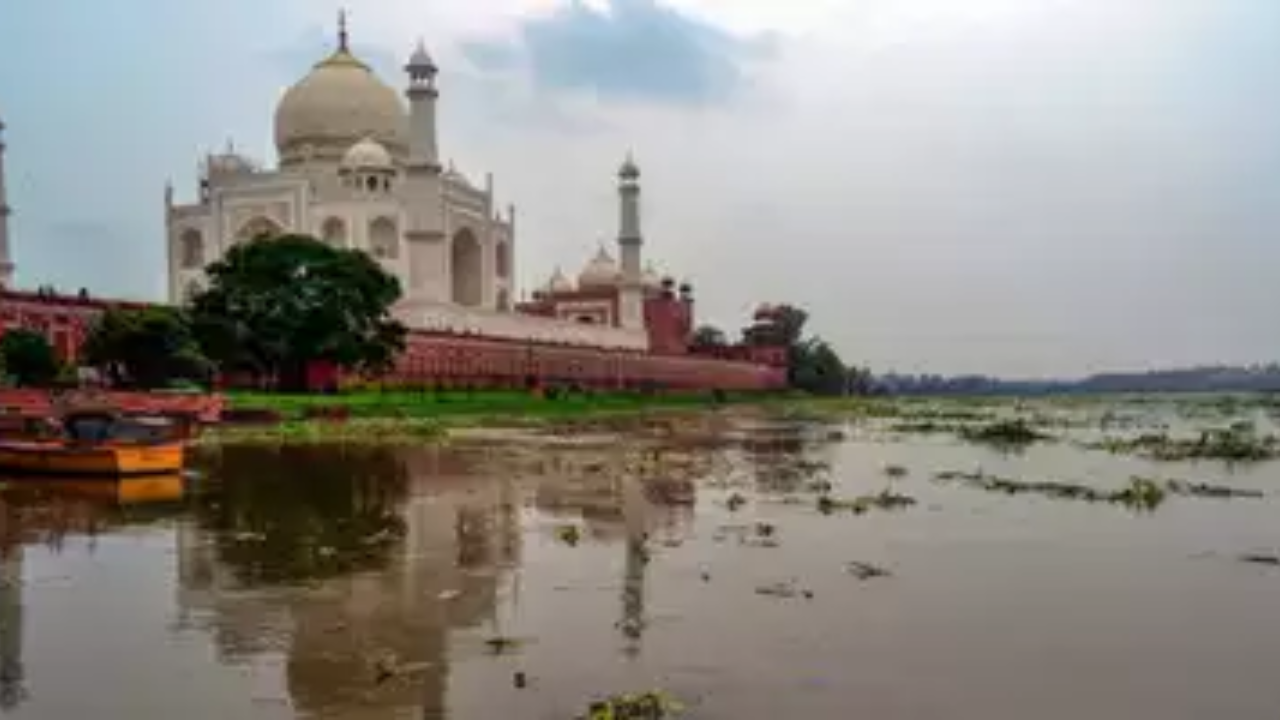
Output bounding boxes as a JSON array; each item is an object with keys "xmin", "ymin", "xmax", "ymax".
[{"xmin": 338, "ymin": 8, "xmax": 350, "ymax": 52}]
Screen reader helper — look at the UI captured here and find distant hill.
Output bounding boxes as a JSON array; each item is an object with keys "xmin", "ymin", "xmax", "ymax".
[{"xmin": 875, "ymin": 365, "xmax": 1280, "ymax": 396}]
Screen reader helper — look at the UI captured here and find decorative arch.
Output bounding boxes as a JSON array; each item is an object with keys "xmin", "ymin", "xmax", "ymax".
[
  {"xmin": 369, "ymin": 217, "xmax": 399, "ymax": 259},
  {"xmin": 236, "ymin": 216, "xmax": 284, "ymax": 243},
  {"xmin": 321, "ymin": 217, "xmax": 347, "ymax": 246},
  {"xmin": 496, "ymin": 288, "xmax": 511, "ymax": 312},
  {"xmin": 179, "ymin": 229, "xmax": 204, "ymax": 269},
  {"xmin": 495, "ymin": 241, "xmax": 511, "ymax": 279},
  {"xmin": 451, "ymin": 229, "xmax": 483, "ymax": 307}
]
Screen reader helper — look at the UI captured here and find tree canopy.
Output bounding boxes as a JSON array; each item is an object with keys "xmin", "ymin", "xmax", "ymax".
[
  {"xmin": 690, "ymin": 324, "xmax": 729, "ymax": 350},
  {"xmin": 189, "ymin": 234, "xmax": 407, "ymax": 390},
  {"xmin": 0, "ymin": 329, "xmax": 59, "ymax": 387},
  {"xmin": 81, "ymin": 306, "xmax": 210, "ymax": 389},
  {"xmin": 739, "ymin": 303, "xmax": 869, "ymax": 396}
]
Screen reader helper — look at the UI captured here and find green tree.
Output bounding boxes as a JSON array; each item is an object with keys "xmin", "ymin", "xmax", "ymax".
[
  {"xmin": 743, "ymin": 304, "xmax": 808, "ymax": 348},
  {"xmin": 740, "ymin": 304, "xmax": 864, "ymax": 396},
  {"xmin": 0, "ymin": 329, "xmax": 59, "ymax": 387},
  {"xmin": 690, "ymin": 324, "xmax": 728, "ymax": 350},
  {"xmin": 81, "ymin": 306, "xmax": 210, "ymax": 389},
  {"xmin": 189, "ymin": 234, "xmax": 407, "ymax": 391},
  {"xmin": 792, "ymin": 338, "xmax": 849, "ymax": 396}
]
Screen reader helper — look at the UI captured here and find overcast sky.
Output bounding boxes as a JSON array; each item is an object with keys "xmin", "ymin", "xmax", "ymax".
[{"xmin": 2, "ymin": 0, "xmax": 1278, "ymax": 377}]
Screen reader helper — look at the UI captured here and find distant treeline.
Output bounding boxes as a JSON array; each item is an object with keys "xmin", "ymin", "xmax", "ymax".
[{"xmin": 875, "ymin": 365, "xmax": 1280, "ymax": 396}]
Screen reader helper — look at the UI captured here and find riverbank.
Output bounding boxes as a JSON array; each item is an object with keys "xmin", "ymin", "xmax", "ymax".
[{"xmin": 199, "ymin": 389, "xmax": 802, "ymax": 446}]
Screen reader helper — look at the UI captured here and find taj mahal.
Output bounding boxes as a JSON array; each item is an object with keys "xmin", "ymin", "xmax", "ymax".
[
  {"xmin": 0, "ymin": 14, "xmax": 787, "ymax": 392},
  {"xmin": 164, "ymin": 14, "xmax": 665, "ymax": 351}
]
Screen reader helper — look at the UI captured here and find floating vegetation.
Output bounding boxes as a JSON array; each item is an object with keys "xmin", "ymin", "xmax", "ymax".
[
  {"xmin": 579, "ymin": 690, "xmax": 684, "ymax": 719},
  {"xmin": 959, "ymin": 419, "xmax": 1050, "ymax": 446},
  {"xmin": 882, "ymin": 464, "xmax": 909, "ymax": 478},
  {"xmin": 1089, "ymin": 427, "xmax": 1280, "ymax": 462},
  {"xmin": 817, "ymin": 489, "xmax": 917, "ymax": 516},
  {"xmin": 555, "ymin": 525, "xmax": 582, "ymax": 547},
  {"xmin": 199, "ymin": 418, "xmax": 448, "ymax": 446},
  {"xmin": 933, "ymin": 471, "xmax": 1165, "ymax": 511},
  {"xmin": 1166, "ymin": 480, "xmax": 1264, "ymax": 499},
  {"xmin": 888, "ymin": 420, "xmax": 958, "ymax": 435},
  {"xmin": 726, "ymin": 492, "xmax": 748, "ymax": 511}
]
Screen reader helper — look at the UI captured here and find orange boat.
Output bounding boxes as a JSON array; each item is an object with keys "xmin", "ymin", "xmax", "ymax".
[
  {"xmin": 0, "ymin": 410, "xmax": 186, "ymax": 477},
  {"xmin": 3, "ymin": 473, "xmax": 187, "ymax": 504}
]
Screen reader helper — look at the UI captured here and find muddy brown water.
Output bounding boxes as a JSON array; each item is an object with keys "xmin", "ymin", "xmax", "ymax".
[{"xmin": 1, "ymin": 410, "xmax": 1279, "ymax": 718}]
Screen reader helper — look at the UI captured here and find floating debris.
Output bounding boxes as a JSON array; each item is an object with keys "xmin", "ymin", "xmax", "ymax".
[
  {"xmin": 483, "ymin": 636, "xmax": 527, "ymax": 655},
  {"xmin": 513, "ymin": 671, "xmax": 528, "ymax": 689},
  {"xmin": 1239, "ymin": 553, "xmax": 1280, "ymax": 567},
  {"xmin": 845, "ymin": 561, "xmax": 892, "ymax": 581},
  {"xmin": 726, "ymin": 492, "xmax": 748, "ymax": 511},
  {"xmin": 883, "ymin": 464, "xmax": 909, "ymax": 478},
  {"xmin": 755, "ymin": 580, "xmax": 799, "ymax": 598}
]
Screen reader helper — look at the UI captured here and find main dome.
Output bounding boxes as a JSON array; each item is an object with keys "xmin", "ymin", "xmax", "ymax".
[{"xmin": 274, "ymin": 47, "xmax": 408, "ymax": 167}]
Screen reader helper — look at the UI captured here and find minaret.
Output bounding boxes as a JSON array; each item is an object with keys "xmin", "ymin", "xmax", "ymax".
[
  {"xmin": 616, "ymin": 154, "xmax": 645, "ymax": 331},
  {"xmin": 405, "ymin": 40, "xmax": 440, "ymax": 171},
  {"xmin": 401, "ymin": 39, "xmax": 447, "ymax": 302},
  {"xmin": 0, "ymin": 118, "xmax": 13, "ymax": 290}
]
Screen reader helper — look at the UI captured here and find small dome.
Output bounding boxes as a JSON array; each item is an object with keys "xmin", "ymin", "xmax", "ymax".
[
  {"xmin": 578, "ymin": 245, "xmax": 620, "ymax": 288},
  {"xmin": 641, "ymin": 263, "xmax": 662, "ymax": 288},
  {"xmin": 407, "ymin": 41, "xmax": 436, "ymax": 72},
  {"xmin": 274, "ymin": 36, "xmax": 408, "ymax": 166},
  {"xmin": 206, "ymin": 151, "xmax": 254, "ymax": 177},
  {"xmin": 546, "ymin": 267, "xmax": 574, "ymax": 294},
  {"xmin": 619, "ymin": 154, "xmax": 640, "ymax": 180},
  {"xmin": 342, "ymin": 137, "xmax": 393, "ymax": 170}
]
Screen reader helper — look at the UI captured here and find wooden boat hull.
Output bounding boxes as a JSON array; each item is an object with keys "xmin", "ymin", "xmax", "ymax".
[
  {"xmin": 0, "ymin": 442, "xmax": 185, "ymax": 477},
  {"xmin": 0, "ymin": 473, "xmax": 186, "ymax": 504}
]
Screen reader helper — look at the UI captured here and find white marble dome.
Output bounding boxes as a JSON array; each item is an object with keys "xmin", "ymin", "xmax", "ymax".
[
  {"xmin": 274, "ymin": 48, "xmax": 408, "ymax": 166},
  {"xmin": 546, "ymin": 267, "xmax": 574, "ymax": 294},
  {"xmin": 342, "ymin": 136, "xmax": 393, "ymax": 170},
  {"xmin": 578, "ymin": 246, "xmax": 620, "ymax": 288}
]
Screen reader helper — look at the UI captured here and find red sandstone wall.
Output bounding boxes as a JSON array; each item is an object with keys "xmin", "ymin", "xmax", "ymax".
[
  {"xmin": 391, "ymin": 332, "xmax": 785, "ymax": 391},
  {"xmin": 2, "ymin": 290, "xmax": 787, "ymax": 392}
]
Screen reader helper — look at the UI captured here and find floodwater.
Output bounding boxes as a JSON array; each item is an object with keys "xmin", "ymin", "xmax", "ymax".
[{"xmin": 2, "ymin": 401, "xmax": 1280, "ymax": 719}]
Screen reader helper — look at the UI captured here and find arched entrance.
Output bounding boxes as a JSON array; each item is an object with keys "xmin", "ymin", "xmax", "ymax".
[
  {"xmin": 321, "ymin": 217, "xmax": 346, "ymax": 247},
  {"xmin": 451, "ymin": 229, "xmax": 482, "ymax": 307},
  {"xmin": 369, "ymin": 217, "xmax": 399, "ymax": 259},
  {"xmin": 237, "ymin": 216, "xmax": 284, "ymax": 243},
  {"xmin": 180, "ymin": 229, "xmax": 204, "ymax": 269}
]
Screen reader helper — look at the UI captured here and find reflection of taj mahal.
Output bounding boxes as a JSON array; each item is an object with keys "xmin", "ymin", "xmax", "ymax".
[{"xmin": 166, "ymin": 14, "xmax": 657, "ymax": 349}]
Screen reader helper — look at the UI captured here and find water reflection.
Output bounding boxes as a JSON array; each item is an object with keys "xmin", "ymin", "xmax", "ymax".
[
  {"xmin": 180, "ymin": 446, "xmax": 522, "ymax": 719},
  {"xmin": 0, "ymin": 407, "xmax": 1276, "ymax": 719},
  {"xmin": 0, "ymin": 474, "xmax": 188, "ymax": 712}
]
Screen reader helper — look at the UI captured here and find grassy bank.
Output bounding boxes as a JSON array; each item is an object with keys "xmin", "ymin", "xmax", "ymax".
[
  {"xmin": 200, "ymin": 389, "xmax": 801, "ymax": 446},
  {"xmin": 226, "ymin": 389, "xmax": 789, "ymax": 418}
]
